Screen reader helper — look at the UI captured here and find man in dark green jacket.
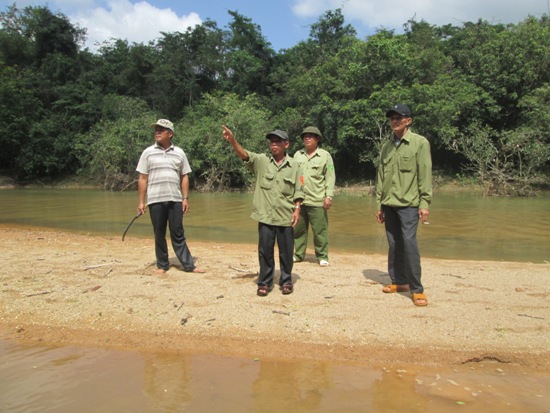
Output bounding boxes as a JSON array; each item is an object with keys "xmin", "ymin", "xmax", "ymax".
[
  {"xmin": 293, "ymin": 126, "xmax": 335, "ymax": 266},
  {"xmin": 222, "ymin": 125, "xmax": 304, "ymax": 296},
  {"xmin": 375, "ymin": 104, "xmax": 432, "ymax": 307}
]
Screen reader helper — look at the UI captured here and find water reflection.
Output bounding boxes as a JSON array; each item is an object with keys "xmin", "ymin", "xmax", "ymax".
[
  {"xmin": 371, "ymin": 368, "xmax": 429, "ymax": 413},
  {"xmin": 0, "ymin": 340, "xmax": 147, "ymax": 413},
  {"xmin": 1, "ymin": 340, "xmax": 549, "ymax": 413},
  {"xmin": 252, "ymin": 359, "xmax": 332, "ymax": 412},
  {"xmin": 143, "ymin": 353, "xmax": 192, "ymax": 411},
  {"xmin": 0, "ymin": 188, "xmax": 548, "ymax": 262}
]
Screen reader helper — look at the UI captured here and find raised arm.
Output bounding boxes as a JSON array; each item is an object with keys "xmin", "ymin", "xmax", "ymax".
[{"xmin": 222, "ymin": 125, "xmax": 249, "ymax": 161}]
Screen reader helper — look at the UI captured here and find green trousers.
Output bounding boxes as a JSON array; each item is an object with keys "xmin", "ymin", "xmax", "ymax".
[{"xmin": 293, "ymin": 205, "xmax": 329, "ymax": 261}]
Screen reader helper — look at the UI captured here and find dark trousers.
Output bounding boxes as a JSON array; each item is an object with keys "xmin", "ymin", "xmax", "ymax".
[
  {"xmin": 382, "ymin": 205, "xmax": 423, "ymax": 293},
  {"xmin": 149, "ymin": 201, "xmax": 195, "ymax": 272},
  {"xmin": 258, "ymin": 223, "xmax": 294, "ymax": 287}
]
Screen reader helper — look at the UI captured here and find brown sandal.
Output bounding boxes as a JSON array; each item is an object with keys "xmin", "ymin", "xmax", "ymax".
[
  {"xmin": 412, "ymin": 293, "xmax": 428, "ymax": 306},
  {"xmin": 257, "ymin": 285, "xmax": 269, "ymax": 296},
  {"xmin": 281, "ymin": 283, "xmax": 293, "ymax": 295},
  {"xmin": 382, "ymin": 284, "xmax": 410, "ymax": 293}
]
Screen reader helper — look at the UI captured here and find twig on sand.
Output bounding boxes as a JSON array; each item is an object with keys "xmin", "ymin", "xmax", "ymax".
[
  {"xmin": 518, "ymin": 313, "xmax": 545, "ymax": 320},
  {"xmin": 272, "ymin": 310, "xmax": 290, "ymax": 316},
  {"xmin": 85, "ymin": 263, "xmax": 114, "ymax": 270},
  {"xmin": 82, "ymin": 285, "xmax": 102, "ymax": 293},
  {"xmin": 229, "ymin": 266, "xmax": 248, "ymax": 273},
  {"xmin": 26, "ymin": 291, "xmax": 52, "ymax": 297},
  {"xmin": 461, "ymin": 356, "xmax": 510, "ymax": 364}
]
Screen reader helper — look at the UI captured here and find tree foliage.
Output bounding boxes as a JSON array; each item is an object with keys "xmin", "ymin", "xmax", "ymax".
[
  {"xmin": 179, "ymin": 93, "xmax": 273, "ymax": 191},
  {"xmin": 0, "ymin": 4, "xmax": 548, "ymax": 194},
  {"xmin": 77, "ymin": 95, "xmax": 157, "ymax": 190}
]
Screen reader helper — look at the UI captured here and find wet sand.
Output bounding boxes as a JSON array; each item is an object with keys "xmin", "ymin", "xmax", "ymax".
[{"xmin": 1, "ymin": 225, "xmax": 549, "ymax": 370}]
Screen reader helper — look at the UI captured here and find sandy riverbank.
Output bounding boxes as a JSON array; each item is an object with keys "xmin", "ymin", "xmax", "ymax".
[{"xmin": 1, "ymin": 225, "xmax": 549, "ymax": 370}]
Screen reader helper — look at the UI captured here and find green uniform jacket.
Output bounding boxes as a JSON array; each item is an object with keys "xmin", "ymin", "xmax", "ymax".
[
  {"xmin": 376, "ymin": 129, "xmax": 432, "ymax": 210},
  {"xmin": 245, "ymin": 151, "xmax": 304, "ymax": 226},
  {"xmin": 294, "ymin": 148, "xmax": 336, "ymax": 207}
]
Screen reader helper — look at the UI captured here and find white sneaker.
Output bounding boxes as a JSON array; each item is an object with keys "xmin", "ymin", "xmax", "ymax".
[{"xmin": 319, "ymin": 260, "xmax": 329, "ymax": 267}]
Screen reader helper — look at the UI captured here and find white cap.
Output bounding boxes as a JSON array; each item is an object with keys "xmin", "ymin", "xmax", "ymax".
[{"xmin": 150, "ymin": 119, "xmax": 174, "ymax": 132}]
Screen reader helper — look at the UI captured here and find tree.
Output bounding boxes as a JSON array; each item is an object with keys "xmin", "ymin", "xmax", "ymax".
[
  {"xmin": 179, "ymin": 92, "xmax": 272, "ymax": 190},
  {"xmin": 0, "ymin": 4, "xmax": 96, "ymax": 179},
  {"xmin": 0, "ymin": 5, "xmax": 86, "ymax": 67},
  {"xmin": 0, "ymin": 66, "xmax": 42, "ymax": 171},
  {"xmin": 449, "ymin": 85, "xmax": 550, "ymax": 195},
  {"xmin": 224, "ymin": 10, "xmax": 275, "ymax": 96},
  {"xmin": 308, "ymin": 8, "xmax": 357, "ymax": 54},
  {"xmin": 78, "ymin": 95, "xmax": 157, "ymax": 190},
  {"xmin": 444, "ymin": 17, "xmax": 550, "ymax": 129}
]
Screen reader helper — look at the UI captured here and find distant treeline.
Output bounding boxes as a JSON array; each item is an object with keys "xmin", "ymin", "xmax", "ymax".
[{"xmin": 0, "ymin": 5, "xmax": 548, "ymax": 195}]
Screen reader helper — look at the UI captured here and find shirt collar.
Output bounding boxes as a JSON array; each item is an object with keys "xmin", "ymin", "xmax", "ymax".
[
  {"xmin": 154, "ymin": 142, "xmax": 174, "ymax": 151},
  {"xmin": 270, "ymin": 154, "xmax": 289, "ymax": 167},
  {"xmin": 393, "ymin": 129, "xmax": 411, "ymax": 146},
  {"xmin": 301, "ymin": 148, "xmax": 319, "ymax": 157}
]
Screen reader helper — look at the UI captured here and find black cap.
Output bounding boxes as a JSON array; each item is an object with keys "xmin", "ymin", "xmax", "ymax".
[
  {"xmin": 386, "ymin": 103, "xmax": 412, "ymax": 118},
  {"xmin": 265, "ymin": 129, "xmax": 290, "ymax": 141}
]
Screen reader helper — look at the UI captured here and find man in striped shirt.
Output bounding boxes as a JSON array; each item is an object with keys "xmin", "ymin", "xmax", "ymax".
[{"xmin": 136, "ymin": 119, "xmax": 205, "ymax": 275}]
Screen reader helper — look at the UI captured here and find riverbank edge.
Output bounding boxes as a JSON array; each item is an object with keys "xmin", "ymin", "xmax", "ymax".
[
  {"xmin": 1, "ymin": 226, "xmax": 549, "ymax": 371},
  {"xmin": 0, "ymin": 173, "xmax": 486, "ymax": 196},
  {"xmin": 2, "ymin": 321, "xmax": 549, "ymax": 371}
]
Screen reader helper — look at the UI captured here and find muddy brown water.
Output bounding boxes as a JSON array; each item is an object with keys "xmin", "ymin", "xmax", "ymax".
[
  {"xmin": 1, "ymin": 341, "xmax": 549, "ymax": 413},
  {"xmin": 1, "ymin": 188, "xmax": 549, "ymax": 411}
]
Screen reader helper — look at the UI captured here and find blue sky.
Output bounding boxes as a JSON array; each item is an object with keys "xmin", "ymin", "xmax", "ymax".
[{"xmin": 1, "ymin": 0, "xmax": 548, "ymax": 52}]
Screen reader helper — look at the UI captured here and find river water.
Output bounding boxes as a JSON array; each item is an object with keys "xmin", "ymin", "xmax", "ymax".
[
  {"xmin": 1, "ymin": 188, "xmax": 549, "ymax": 412},
  {"xmin": 1, "ymin": 188, "xmax": 548, "ymax": 262},
  {"xmin": 1, "ymin": 341, "xmax": 549, "ymax": 413}
]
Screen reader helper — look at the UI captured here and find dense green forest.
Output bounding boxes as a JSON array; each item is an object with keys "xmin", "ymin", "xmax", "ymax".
[{"xmin": 0, "ymin": 5, "xmax": 548, "ymax": 195}]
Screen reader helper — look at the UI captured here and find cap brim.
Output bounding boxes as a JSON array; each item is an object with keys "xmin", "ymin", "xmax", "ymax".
[
  {"xmin": 266, "ymin": 132, "xmax": 288, "ymax": 140},
  {"xmin": 150, "ymin": 123, "xmax": 173, "ymax": 131}
]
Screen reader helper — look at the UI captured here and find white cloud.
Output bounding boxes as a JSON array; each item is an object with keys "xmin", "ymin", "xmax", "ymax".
[
  {"xmin": 54, "ymin": 0, "xmax": 97, "ymax": 8},
  {"xmin": 72, "ymin": 0, "xmax": 201, "ymax": 51},
  {"xmin": 292, "ymin": 0, "xmax": 332, "ymax": 17},
  {"xmin": 292, "ymin": 0, "xmax": 548, "ymax": 33}
]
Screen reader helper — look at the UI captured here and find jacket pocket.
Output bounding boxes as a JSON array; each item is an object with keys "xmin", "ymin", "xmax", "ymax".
[
  {"xmin": 260, "ymin": 174, "xmax": 274, "ymax": 189},
  {"xmin": 281, "ymin": 177, "xmax": 295, "ymax": 196},
  {"xmin": 398, "ymin": 155, "xmax": 415, "ymax": 172},
  {"xmin": 382, "ymin": 155, "xmax": 393, "ymax": 174}
]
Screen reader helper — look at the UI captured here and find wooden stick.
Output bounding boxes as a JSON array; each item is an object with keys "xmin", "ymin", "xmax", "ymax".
[
  {"xmin": 85, "ymin": 263, "xmax": 113, "ymax": 270},
  {"xmin": 26, "ymin": 291, "xmax": 52, "ymax": 297}
]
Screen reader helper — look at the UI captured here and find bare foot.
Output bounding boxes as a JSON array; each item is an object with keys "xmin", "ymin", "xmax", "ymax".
[
  {"xmin": 190, "ymin": 268, "xmax": 206, "ymax": 273},
  {"xmin": 154, "ymin": 268, "xmax": 167, "ymax": 276}
]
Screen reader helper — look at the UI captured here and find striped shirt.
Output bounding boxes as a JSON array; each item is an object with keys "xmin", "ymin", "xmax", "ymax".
[{"xmin": 136, "ymin": 143, "xmax": 192, "ymax": 205}]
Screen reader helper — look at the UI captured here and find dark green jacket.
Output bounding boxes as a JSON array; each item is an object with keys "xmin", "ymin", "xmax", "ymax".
[
  {"xmin": 294, "ymin": 148, "xmax": 335, "ymax": 207},
  {"xmin": 376, "ymin": 129, "xmax": 432, "ymax": 210},
  {"xmin": 245, "ymin": 151, "xmax": 304, "ymax": 226}
]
